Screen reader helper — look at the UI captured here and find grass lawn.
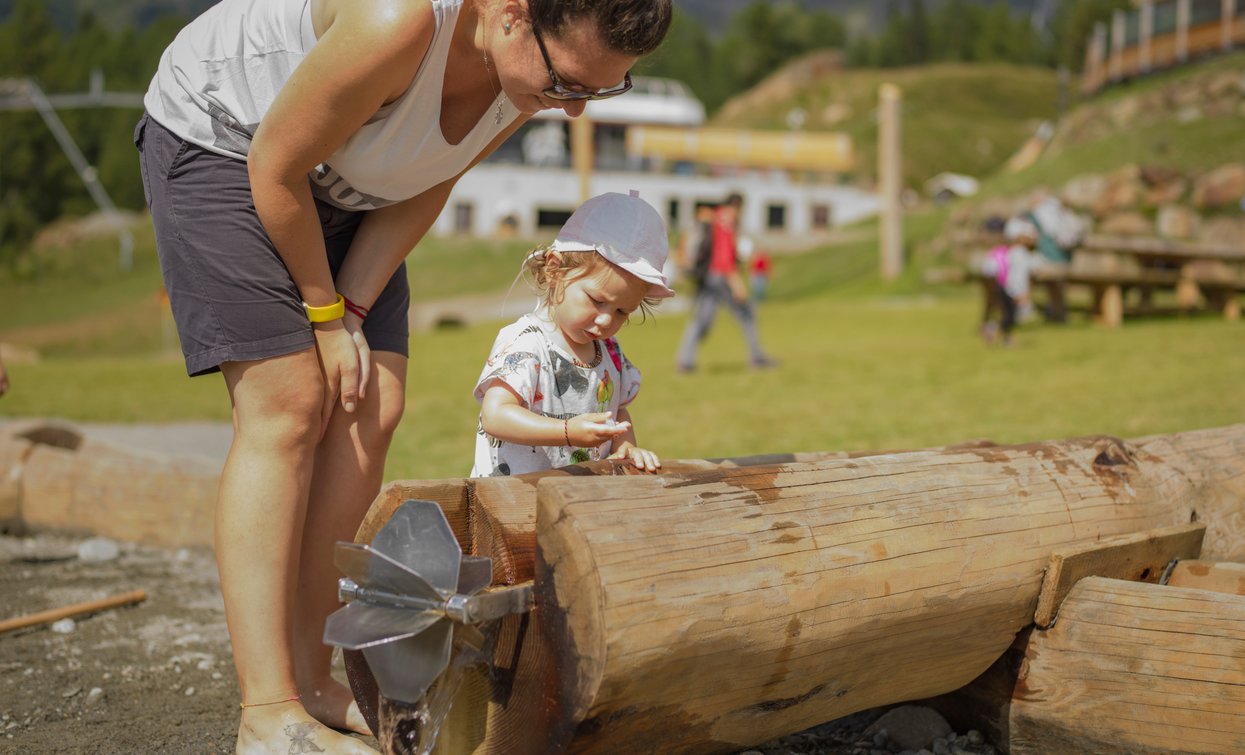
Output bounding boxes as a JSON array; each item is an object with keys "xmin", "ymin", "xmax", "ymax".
[{"xmin": 4, "ymin": 239, "xmax": 1242, "ymax": 480}]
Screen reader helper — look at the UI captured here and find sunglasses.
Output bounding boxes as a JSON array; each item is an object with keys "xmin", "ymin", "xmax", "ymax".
[{"xmin": 531, "ymin": 25, "xmax": 633, "ymax": 101}]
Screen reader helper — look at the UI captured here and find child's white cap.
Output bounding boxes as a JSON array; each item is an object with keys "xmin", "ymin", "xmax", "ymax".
[{"xmin": 550, "ymin": 190, "xmax": 674, "ymax": 299}]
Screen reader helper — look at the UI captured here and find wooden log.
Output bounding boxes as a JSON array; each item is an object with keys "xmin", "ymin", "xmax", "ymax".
[
  {"xmin": 1032, "ymin": 522, "xmax": 1205, "ymax": 627},
  {"xmin": 1010, "ymin": 577, "xmax": 1245, "ymax": 754},
  {"xmin": 347, "ymin": 455, "xmax": 856, "ymax": 741},
  {"xmin": 348, "ymin": 426, "xmax": 1245, "ymax": 752},
  {"xmin": 1167, "ymin": 559, "xmax": 1245, "ymax": 595},
  {"xmin": 522, "ymin": 427, "xmax": 1245, "ymax": 753}
]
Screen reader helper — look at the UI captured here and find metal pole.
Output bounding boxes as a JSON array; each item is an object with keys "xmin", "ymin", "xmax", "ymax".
[{"xmin": 5, "ymin": 78, "xmax": 135, "ymax": 271}]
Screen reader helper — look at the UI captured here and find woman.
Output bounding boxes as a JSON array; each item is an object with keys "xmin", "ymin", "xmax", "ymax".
[{"xmin": 136, "ymin": 0, "xmax": 671, "ymax": 751}]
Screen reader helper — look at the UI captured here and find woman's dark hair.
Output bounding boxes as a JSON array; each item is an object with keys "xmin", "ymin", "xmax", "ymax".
[{"xmin": 528, "ymin": 0, "xmax": 673, "ymax": 57}]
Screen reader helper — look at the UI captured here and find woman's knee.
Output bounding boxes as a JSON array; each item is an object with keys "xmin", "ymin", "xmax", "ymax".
[{"xmin": 226, "ymin": 353, "xmax": 325, "ymax": 449}]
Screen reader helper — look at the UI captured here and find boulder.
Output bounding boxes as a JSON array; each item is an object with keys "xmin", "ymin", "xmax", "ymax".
[
  {"xmin": 1156, "ymin": 205, "xmax": 1199, "ymax": 239},
  {"xmin": 1097, "ymin": 212, "xmax": 1152, "ymax": 236},
  {"xmin": 1061, "ymin": 174, "xmax": 1110, "ymax": 212},
  {"xmin": 1191, "ymin": 164, "xmax": 1245, "ymax": 210}
]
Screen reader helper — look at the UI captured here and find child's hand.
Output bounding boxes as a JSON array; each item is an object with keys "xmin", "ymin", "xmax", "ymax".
[
  {"xmin": 608, "ymin": 441, "xmax": 661, "ymax": 473},
  {"xmin": 567, "ymin": 412, "xmax": 630, "ymax": 448}
]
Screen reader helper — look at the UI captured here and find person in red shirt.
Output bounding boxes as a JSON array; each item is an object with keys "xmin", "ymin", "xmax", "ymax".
[{"xmin": 675, "ymin": 193, "xmax": 775, "ymax": 372}]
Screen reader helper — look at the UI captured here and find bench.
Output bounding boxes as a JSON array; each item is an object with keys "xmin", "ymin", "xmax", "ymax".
[{"xmin": 970, "ymin": 233, "xmax": 1245, "ymax": 327}]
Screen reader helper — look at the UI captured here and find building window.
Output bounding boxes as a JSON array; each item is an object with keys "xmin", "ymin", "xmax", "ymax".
[
  {"xmin": 812, "ymin": 204, "xmax": 831, "ymax": 229},
  {"xmin": 537, "ymin": 208, "xmax": 574, "ymax": 229},
  {"xmin": 454, "ymin": 203, "xmax": 474, "ymax": 234},
  {"xmin": 766, "ymin": 204, "xmax": 786, "ymax": 230}
]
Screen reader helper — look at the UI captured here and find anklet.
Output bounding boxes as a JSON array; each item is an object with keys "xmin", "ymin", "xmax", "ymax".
[{"xmin": 240, "ymin": 694, "xmax": 301, "ymax": 709}]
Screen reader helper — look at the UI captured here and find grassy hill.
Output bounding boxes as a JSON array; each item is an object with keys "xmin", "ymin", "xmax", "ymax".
[{"xmin": 712, "ymin": 57, "xmax": 1061, "ymax": 188}]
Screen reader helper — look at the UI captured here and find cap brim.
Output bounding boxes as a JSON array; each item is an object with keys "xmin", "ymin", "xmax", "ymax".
[{"xmin": 550, "ymin": 240, "xmax": 674, "ymax": 299}]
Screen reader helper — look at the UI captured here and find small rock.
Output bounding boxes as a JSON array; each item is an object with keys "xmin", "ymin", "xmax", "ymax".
[
  {"xmin": 84, "ymin": 688, "xmax": 105, "ymax": 707},
  {"xmin": 184, "ymin": 687, "xmax": 195, "ymax": 696},
  {"xmin": 61, "ymin": 686, "xmax": 81, "ymax": 699},
  {"xmin": 77, "ymin": 537, "xmax": 120, "ymax": 562},
  {"xmin": 196, "ymin": 659, "xmax": 213, "ymax": 671},
  {"xmin": 175, "ymin": 548, "xmax": 191, "ymax": 562},
  {"xmin": 932, "ymin": 739, "xmax": 951, "ymax": 755},
  {"xmin": 966, "ymin": 730, "xmax": 984, "ymax": 746},
  {"xmin": 865, "ymin": 706, "xmax": 954, "ymax": 752},
  {"xmin": 211, "ymin": 672, "xmax": 223, "ymax": 680},
  {"xmin": 50, "ymin": 618, "xmax": 76, "ymax": 634}
]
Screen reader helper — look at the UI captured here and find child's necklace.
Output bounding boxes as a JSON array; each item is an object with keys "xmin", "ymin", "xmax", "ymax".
[{"xmin": 573, "ymin": 340, "xmax": 602, "ymax": 369}]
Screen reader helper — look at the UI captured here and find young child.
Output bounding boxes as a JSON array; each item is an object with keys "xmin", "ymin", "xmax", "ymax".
[
  {"xmin": 980, "ymin": 217, "xmax": 1038, "ymax": 346},
  {"xmin": 471, "ymin": 191, "xmax": 673, "ymax": 477}
]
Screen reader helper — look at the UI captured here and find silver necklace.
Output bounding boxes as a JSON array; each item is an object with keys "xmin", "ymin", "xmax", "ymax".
[{"xmin": 481, "ymin": 49, "xmax": 504, "ymax": 125}]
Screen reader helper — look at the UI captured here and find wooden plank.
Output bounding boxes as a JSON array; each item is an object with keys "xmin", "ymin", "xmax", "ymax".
[
  {"xmin": 1033, "ymin": 522, "xmax": 1206, "ymax": 619},
  {"xmin": 1166, "ymin": 559, "xmax": 1245, "ymax": 595},
  {"xmin": 1033, "ymin": 522, "xmax": 1205, "ymax": 627},
  {"xmin": 1011, "ymin": 577, "xmax": 1245, "ymax": 754},
  {"xmin": 1083, "ymin": 233, "xmax": 1245, "ymax": 261}
]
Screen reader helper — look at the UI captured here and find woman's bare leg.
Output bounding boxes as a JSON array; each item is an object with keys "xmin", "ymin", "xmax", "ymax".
[
  {"xmin": 294, "ymin": 351, "xmax": 408, "ymax": 734},
  {"xmin": 219, "ymin": 352, "xmax": 377, "ymax": 754}
]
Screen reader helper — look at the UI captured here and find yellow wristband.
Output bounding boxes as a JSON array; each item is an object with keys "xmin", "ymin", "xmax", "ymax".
[{"xmin": 303, "ymin": 293, "xmax": 345, "ymax": 323}]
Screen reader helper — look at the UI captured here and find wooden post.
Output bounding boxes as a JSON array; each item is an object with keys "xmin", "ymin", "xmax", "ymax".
[
  {"xmin": 1225, "ymin": 0, "xmax": 1237, "ymax": 51},
  {"xmin": 1100, "ymin": 283, "xmax": 1123, "ymax": 327},
  {"xmin": 878, "ymin": 83, "xmax": 903, "ymax": 282},
  {"xmin": 1110, "ymin": 10, "xmax": 1126, "ymax": 82},
  {"xmin": 1140, "ymin": 1, "xmax": 1154, "ymax": 73},
  {"xmin": 570, "ymin": 114, "xmax": 594, "ymax": 204},
  {"xmin": 1177, "ymin": 0, "xmax": 1191, "ymax": 62}
]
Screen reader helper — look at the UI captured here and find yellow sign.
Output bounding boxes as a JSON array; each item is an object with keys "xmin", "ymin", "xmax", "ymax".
[{"xmin": 625, "ymin": 126, "xmax": 853, "ymax": 172}]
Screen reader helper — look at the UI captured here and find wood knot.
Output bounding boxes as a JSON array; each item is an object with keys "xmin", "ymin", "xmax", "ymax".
[{"xmin": 1092, "ymin": 438, "xmax": 1133, "ymax": 468}]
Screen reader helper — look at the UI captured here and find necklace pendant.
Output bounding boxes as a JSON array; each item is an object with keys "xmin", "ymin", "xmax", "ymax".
[{"xmin": 494, "ymin": 100, "xmax": 504, "ymax": 125}]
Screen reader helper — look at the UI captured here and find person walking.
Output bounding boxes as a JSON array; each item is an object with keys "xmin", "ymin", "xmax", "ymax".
[
  {"xmin": 676, "ymin": 193, "xmax": 775, "ymax": 373},
  {"xmin": 136, "ymin": 0, "xmax": 671, "ymax": 751}
]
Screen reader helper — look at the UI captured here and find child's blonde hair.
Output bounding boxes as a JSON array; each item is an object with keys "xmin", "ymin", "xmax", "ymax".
[{"xmin": 524, "ymin": 247, "xmax": 660, "ymax": 319}]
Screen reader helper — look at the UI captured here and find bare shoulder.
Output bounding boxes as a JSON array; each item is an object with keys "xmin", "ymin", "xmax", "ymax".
[{"xmin": 314, "ymin": 0, "xmax": 436, "ymax": 68}]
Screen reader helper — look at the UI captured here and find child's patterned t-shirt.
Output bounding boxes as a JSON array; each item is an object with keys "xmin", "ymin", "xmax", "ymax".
[{"xmin": 471, "ymin": 314, "xmax": 642, "ymax": 477}]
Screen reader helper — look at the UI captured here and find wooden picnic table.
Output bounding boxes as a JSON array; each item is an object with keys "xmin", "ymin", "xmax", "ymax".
[
  {"xmin": 969, "ymin": 232, "xmax": 1245, "ymax": 327},
  {"xmin": 1072, "ymin": 234, "xmax": 1245, "ymax": 326}
]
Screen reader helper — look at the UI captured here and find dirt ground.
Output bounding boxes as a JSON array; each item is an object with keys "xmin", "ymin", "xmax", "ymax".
[{"xmin": 0, "ymin": 531, "xmax": 902, "ymax": 755}]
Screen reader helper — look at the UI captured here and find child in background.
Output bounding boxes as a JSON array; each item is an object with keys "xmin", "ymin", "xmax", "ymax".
[
  {"xmin": 747, "ymin": 245, "xmax": 773, "ymax": 303},
  {"xmin": 471, "ymin": 191, "xmax": 673, "ymax": 477},
  {"xmin": 980, "ymin": 217, "xmax": 1038, "ymax": 346}
]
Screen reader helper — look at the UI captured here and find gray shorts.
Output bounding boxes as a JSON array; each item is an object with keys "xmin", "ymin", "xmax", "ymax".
[{"xmin": 134, "ymin": 114, "xmax": 409, "ymax": 377}]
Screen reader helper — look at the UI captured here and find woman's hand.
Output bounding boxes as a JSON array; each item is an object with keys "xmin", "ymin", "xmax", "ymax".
[
  {"xmin": 608, "ymin": 441, "xmax": 661, "ymax": 473},
  {"xmin": 567, "ymin": 412, "xmax": 630, "ymax": 449},
  {"xmin": 311, "ymin": 315, "xmax": 371, "ymax": 436}
]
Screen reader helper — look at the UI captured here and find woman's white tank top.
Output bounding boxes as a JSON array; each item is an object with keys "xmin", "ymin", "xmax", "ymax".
[{"xmin": 143, "ymin": 0, "xmax": 516, "ymax": 210}]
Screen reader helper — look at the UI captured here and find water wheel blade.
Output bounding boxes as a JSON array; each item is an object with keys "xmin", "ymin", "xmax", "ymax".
[
  {"xmin": 323, "ymin": 602, "xmax": 444, "ymax": 650},
  {"xmin": 335, "ymin": 542, "xmax": 444, "ymax": 602},
  {"xmin": 364, "ymin": 617, "xmax": 454, "ymax": 703},
  {"xmin": 371, "ymin": 500, "xmax": 462, "ymax": 595},
  {"xmin": 457, "ymin": 555, "xmax": 493, "ymax": 596}
]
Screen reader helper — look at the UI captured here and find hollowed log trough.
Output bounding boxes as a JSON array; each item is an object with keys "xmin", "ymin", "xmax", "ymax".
[{"xmin": 346, "ymin": 425, "xmax": 1245, "ymax": 754}]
